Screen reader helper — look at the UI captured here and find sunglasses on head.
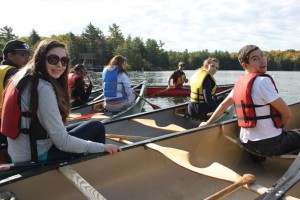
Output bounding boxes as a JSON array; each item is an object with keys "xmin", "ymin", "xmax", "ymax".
[{"xmin": 47, "ymin": 54, "xmax": 69, "ymax": 67}]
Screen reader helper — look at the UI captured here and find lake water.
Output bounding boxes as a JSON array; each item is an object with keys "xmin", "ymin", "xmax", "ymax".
[{"xmin": 90, "ymin": 70, "xmax": 300, "ymax": 112}]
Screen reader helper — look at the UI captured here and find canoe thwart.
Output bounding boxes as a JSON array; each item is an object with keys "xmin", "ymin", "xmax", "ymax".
[
  {"xmin": 131, "ymin": 118, "xmax": 186, "ymax": 132},
  {"xmin": 222, "ymin": 134, "xmax": 297, "ymax": 159},
  {"xmin": 68, "ymin": 112, "xmax": 110, "ymax": 120}
]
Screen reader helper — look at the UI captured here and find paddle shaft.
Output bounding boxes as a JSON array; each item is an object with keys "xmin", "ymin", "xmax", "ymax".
[
  {"xmin": 133, "ymin": 91, "xmax": 160, "ymax": 109},
  {"xmin": 106, "ymin": 134, "xmax": 150, "ymax": 140},
  {"xmin": 255, "ymin": 152, "xmax": 300, "ymax": 200},
  {"xmin": 149, "ymin": 87, "xmax": 170, "ymax": 97},
  {"xmin": 205, "ymin": 174, "xmax": 256, "ymax": 200}
]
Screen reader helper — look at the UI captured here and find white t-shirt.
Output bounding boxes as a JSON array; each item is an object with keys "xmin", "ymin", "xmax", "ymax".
[{"xmin": 229, "ymin": 76, "xmax": 282, "ymax": 143}]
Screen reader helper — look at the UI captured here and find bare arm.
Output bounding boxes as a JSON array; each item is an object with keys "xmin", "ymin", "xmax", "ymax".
[
  {"xmin": 270, "ymin": 97, "xmax": 292, "ymax": 127},
  {"xmin": 167, "ymin": 75, "xmax": 172, "ymax": 88},
  {"xmin": 199, "ymin": 95, "xmax": 234, "ymax": 126}
]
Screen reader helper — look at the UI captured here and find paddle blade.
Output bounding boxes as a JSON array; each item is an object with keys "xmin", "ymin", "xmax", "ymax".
[{"xmin": 150, "ymin": 103, "xmax": 160, "ymax": 110}]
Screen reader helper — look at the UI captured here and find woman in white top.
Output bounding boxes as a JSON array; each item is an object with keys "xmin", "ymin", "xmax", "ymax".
[
  {"xmin": 102, "ymin": 55, "xmax": 136, "ymax": 112},
  {"xmin": 1, "ymin": 39, "xmax": 120, "ymax": 163}
]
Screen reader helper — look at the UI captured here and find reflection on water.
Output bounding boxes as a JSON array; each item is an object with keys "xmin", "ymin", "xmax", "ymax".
[{"xmin": 90, "ymin": 70, "xmax": 300, "ymax": 112}]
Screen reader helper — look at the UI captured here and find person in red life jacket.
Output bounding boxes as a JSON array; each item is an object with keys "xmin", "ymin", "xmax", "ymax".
[
  {"xmin": 0, "ymin": 39, "xmax": 120, "ymax": 163},
  {"xmin": 102, "ymin": 55, "xmax": 136, "ymax": 112},
  {"xmin": 0, "ymin": 40, "xmax": 32, "ymax": 145},
  {"xmin": 68, "ymin": 64, "xmax": 93, "ymax": 107},
  {"xmin": 199, "ymin": 44, "xmax": 300, "ymax": 161},
  {"xmin": 188, "ymin": 58, "xmax": 222, "ymax": 120},
  {"xmin": 167, "ymin": 62, "xmax": 188, "ymax": 89}
]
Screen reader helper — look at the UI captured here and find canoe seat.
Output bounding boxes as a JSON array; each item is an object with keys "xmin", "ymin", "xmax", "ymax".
[
  {"xmin": 92, "ymin": 102, "xmax": 104, "ymax": 111},
  {"xmin": 173, "ymin": 107, "xmax": 202, "ymax": 121},
  {"xmin": 223, "ymin": 134, "xmax": 298, "ymax": 161}
]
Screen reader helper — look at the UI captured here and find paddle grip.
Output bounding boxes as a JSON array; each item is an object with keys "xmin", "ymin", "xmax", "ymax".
[{"xmin": 205, "ymin": 174, "xmax": 256, "ymax": 200}]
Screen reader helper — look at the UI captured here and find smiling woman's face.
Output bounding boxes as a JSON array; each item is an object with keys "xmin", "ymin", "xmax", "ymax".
[{"xmin": 46, "ymin": 47, "xmax": 68, "ymax": 79}]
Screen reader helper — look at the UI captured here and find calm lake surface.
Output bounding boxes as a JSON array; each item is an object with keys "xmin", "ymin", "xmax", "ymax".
[{"xmin": 91, "ymin": 70, "xmax": 300, "ymax": 112}]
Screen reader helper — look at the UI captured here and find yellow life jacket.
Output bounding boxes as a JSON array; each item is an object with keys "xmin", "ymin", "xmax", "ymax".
[
  {"xmin": 190, "ymin": 69, "xmax": 216, "ymax": 103},
  {"xmin": 0, "ymin": 65, "xmax": 14, "ymax": 112},
  {"xmin": 174, "ymin": 70, "xmax": 185, "ymax": 85}
]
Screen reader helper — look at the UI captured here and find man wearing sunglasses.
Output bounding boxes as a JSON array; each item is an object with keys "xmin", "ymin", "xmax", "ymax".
[{"xmin": 0, "ymin": 40, "xmax": 32, "ymax": 144}]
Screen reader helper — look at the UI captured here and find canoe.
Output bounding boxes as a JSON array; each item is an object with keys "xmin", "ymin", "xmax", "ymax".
[
  {"xmin": 69, "ymin": 81, "xmax": 146, "ymax": 122},
  {"xmin": 1, "ymin": 101, "xmax": 299, "ymax": 199},
  {"xmin": 70, "ymin": 88, "xmax": 102, "ymax": 108},
  {"xmin": 145, "ymin": 84, "xmax": 234, "ymax": 97},
  {"xmin": 0, "ymin": 87, "xmax": 233, "ymax": 177}
]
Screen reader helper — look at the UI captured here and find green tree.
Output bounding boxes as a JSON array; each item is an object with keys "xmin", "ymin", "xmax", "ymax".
[
  {"xmin": 81, "ymin": 23, "xmax": 108, "ymax": 65},
  {"xmin": 28, "ymin": 29, "xmax": 41, "ymax": 47},
  {"xmin": 0, "ymin": 26, "xmax": 17, "ymax": 53},
  {"xmin": 107, "ymin": 23, "xmax": 125, "ymax": 52}
]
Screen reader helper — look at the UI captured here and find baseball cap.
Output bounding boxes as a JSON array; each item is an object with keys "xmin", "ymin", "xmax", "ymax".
[
  {"xmin": 2, "ymin": 40, "xmax": 32, "ymax": 56},
  {"xmin": 178, "ymin": 62, "xmax": 185, "ymax": 66},
  {"xmin": 237, "ymin": 45, "xmax": 259, "ymax": 64}
]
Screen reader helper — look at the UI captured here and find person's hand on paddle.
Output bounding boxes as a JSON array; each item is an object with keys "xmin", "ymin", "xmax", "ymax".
[
  {"xmin": 104, "ymin": 144, "xmax": 121, "ymax": 155},
  {"xmin": 87, "ymin": 74, "xmax": 93, "ymax": 86}
]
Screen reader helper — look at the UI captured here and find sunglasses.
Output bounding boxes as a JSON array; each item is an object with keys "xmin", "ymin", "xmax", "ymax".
[{"xmin": 47, "ymin": 54, "xmax": 69, "ymax": 67}]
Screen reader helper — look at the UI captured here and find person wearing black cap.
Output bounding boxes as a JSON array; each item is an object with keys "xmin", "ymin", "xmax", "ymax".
[
  {"xmin": 167, "ymin": 61, "xmax": 188, "ymax": 89},
  {"xmin": 0, "ymin": 40, "xmax": 32, "ymax": 145},
  {"xmin": 0, "ymin": 39, "xmax": 32, "ymax": 102},
  {"xmin": 200, "ymin": 44, "xmax": 300, "ymax": 162}
]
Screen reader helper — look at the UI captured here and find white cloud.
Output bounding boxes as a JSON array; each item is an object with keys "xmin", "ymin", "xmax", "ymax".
[{"xmin": 0, "ymin": 0, "xmax": 299, "ymax": 52}]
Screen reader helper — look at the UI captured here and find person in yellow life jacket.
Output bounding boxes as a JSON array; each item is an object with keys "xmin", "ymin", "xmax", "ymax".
[
  {"xmin": 0, "ymin": 40, "xmax": 32, "ymax": 106},
  {"xmin": 167, "ymin": 62, "xmax": 188, "ymax": 89},
  {"xmin": 68, "ymin": 64, "xmax": 93, "ymax": 107},
  {"xmin": 188, "ymin": 57, "xmax": 222, "ymax": 120},
  {"xmin": 200, "ymin": 44, "xmax": 300, "ymax": 162},
  {"xmin": 0, "ymin": 40, "xmax": 32, "ymax": 145}
]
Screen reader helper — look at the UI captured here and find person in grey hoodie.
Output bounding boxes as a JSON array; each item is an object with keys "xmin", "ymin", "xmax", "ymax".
[{"xmin": 1, "ymin": 39, "xmax": 120, "ymax": 163}]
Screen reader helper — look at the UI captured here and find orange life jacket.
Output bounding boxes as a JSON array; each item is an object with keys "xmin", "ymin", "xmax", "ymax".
[{"xmin": 233, "ymin": 73, "xmax": 282, "ymax": 128}]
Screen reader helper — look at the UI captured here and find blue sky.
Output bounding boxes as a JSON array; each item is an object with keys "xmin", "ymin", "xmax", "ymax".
[{"xmin": 1, "ymin": 0, "xmax": 299, "ymax": 52}]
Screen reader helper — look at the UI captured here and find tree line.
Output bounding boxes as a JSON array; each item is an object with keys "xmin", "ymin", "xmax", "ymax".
[{"xmin": 1, "ymin": 23, "xmax": 299, "ymax": 71}]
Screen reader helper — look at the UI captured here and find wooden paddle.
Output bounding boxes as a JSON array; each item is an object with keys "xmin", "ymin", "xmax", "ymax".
[
  {"xmin": 133, "ymin": 91, "xmax": 160, "ymax": 110},
  {"xmin": 59, "ymin": 165, "xmax": 106, "ymax": 200},
  {"xmin": 106, "ymin": 134, "xmax": 150, "ymax": 140},
  {"xmin": 131, "ymin": 118, "xmax": 186, "ymax": 132},
  {"xmin": 116, "ymin": 139, "xmax": 269, "ymax": 196},
  {"xmin": 204, "ymin": 174, "xmax": 256, "ymax": 200}
]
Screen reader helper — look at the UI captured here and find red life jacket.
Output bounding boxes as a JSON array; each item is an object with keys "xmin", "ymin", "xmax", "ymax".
[
  {"xmin": 1, "ymin": 72, "xmax": 48, "ymax": 162},
  {"xmin": 69, "ymin": 73, "xmax": 85, "ymax": 89},
  {"xmin": 233, "ymin": 73, "xmax": 282, "ymax": 128},
  {"xmin": 68, "ymin": 73, "xmax": 86, "ymax": 100}
]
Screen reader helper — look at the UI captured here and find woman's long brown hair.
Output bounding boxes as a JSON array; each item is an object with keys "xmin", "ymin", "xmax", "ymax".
[
  {"xmin": 107, "ymin": 55, "xmax": 127, "ymax": 75},
  {"xmin": 26, "ymin": 39, "xmax": 70, "ymax": 124}
]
